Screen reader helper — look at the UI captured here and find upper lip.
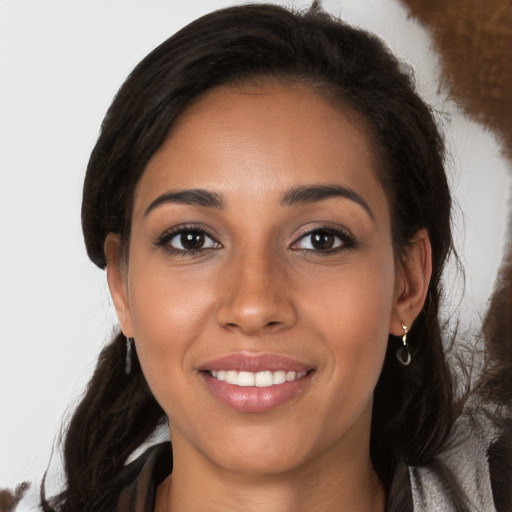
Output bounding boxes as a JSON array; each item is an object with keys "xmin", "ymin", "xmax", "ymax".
[{"xmin": 199, "ymin": 353, "xmax": 314, "ymax": 373}]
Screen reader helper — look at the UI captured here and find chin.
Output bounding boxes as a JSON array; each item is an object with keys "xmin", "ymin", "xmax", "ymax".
[
  {"xmin": 210, "ymin": 447, "xmax": 308, "ymax": 476},
  {"xmin": 194, "ymin": 422, "xmax": 323, "ymax": 476}
]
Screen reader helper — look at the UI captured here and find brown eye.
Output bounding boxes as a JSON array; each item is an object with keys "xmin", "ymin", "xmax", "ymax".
[
  {"xmin": 295, "ymin": 230, "xmax": 342, "ymax": 251},
  {"xmin": 160, "ymin": 228, "xmax": 220, "ymax": 253},
  {"xmin": 292, "ymin": 227, "xmax": 356, "ymax": 253},
  {"xmin": 180, "ymin": 231, "xmax": 206, "ymax": 250},
  {"xmin": 310, "ymin": 232, "xmax": 336, "ymax": 250}
]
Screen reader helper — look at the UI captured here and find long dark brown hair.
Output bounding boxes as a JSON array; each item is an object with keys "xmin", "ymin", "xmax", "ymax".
[{"xmin": 42, "ymin": 3, "xmax": 472, "ymax": 511}]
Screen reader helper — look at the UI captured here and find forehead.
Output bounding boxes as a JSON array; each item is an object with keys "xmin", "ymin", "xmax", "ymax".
[{"xmin": 134, "ymin": 84, "xmax": 388, "ymax": 220}]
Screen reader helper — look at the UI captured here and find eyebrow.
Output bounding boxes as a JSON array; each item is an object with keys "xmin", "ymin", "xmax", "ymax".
[
  {"xmin": 144, "ymin": 189, "xmax": 224, "ymax": 216},
  {"xmin": 144, "ymin": 184, "xmax": 374, "ymax": 220},
  {"xmin": 281, "ymin": 184, "xmax": 374, "ymax": 220}
]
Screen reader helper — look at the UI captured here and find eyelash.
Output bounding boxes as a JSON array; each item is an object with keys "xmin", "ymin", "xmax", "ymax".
[
  {"xmin": 291, "ymin": 225, "xmax": 357, "ymax": 255},
  {"xmin": 153, "ymin": 224, "xmax": 357, "ymax": 257},
  {"xmin": 154, "ymin": 225, "xmax": 222, "ymax": 257}
]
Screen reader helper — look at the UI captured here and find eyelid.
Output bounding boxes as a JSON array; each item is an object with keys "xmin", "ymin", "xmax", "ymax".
[
  {"xmin": 290, "ymin": 223, "xmax": 357, "ymax": 252},
  {"xmin": 153, "ymin": 222, "xmax": 356, "ymax": 256},
  {"xmin": 153, "ymin": 224, "xmax": 222, "ymax": 253}
]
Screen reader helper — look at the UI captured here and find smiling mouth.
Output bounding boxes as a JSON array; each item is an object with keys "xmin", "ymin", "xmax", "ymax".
[
  {"xmin": 208, "ymin": 369, "xmax": 309, "ymax": 387},
  {"xmin": 202, "ymin": 359, "xmax": 315, "ymax": 412}
]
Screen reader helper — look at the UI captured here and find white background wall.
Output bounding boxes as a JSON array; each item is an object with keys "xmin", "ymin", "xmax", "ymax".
[{"xmin": 0, "ymin": 0, "xmax": 510, "ymax": 507}]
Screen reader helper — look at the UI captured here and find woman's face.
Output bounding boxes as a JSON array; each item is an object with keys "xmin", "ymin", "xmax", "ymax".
[{"xmin": 109, "ymin": 84, "xmax": 409, "ymax": 475}]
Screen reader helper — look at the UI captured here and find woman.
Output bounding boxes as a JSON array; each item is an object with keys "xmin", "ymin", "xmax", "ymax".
[{"xmin": 41, "ymin": 2, "xmax": 510, "ymax": 511}]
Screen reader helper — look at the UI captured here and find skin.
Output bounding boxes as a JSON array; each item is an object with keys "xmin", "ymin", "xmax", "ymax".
[{"xmin": 106, "ymin": 84, "xmax": 432, "ymax": 512}]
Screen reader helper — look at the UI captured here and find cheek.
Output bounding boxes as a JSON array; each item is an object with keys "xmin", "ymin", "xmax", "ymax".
[
  {"xmin": 125, "ymin": 262, "xmax": 215, "ymax": 397},
  {"xmin": 305, "ymin": 253, "xmax": 395, "ymax": 338},
  {"xmin": 342, "ymin": 265, "xmax": 394, "ymax": 366},
  {"xmin": 303, "ymin": 255, "xmax": 395, "ymax": 395}
]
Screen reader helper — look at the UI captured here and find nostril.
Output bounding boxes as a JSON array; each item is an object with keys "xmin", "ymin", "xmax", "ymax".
[{"xmin": 216, "ymin": 294, "xmax": 297, "ymax": 334}]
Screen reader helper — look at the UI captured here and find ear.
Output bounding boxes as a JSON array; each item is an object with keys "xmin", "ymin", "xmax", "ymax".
[
  {"xmin": 104, "ymin": 233, "xmax": 134, "ymax": 338},
  {"xmin": 389, "ymin": 228, "xmax": 432, "ymax": 336}
]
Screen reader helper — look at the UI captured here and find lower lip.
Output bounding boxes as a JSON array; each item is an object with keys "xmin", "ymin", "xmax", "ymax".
[{"xmin": 202, "ymin": 372, "xmax": 313, "ymax": 413}]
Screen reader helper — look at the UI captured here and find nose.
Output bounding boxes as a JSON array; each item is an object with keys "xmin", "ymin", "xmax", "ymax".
[{"xmin": 215, "ymin": 248, "xmax": 297, "ymax": 336}]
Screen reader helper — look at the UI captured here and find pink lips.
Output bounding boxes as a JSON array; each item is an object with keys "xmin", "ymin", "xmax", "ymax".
[
  {"xmin": 202, "ymin": 353, "xmax": 311, "ymax": 373},
  {"xmin": 200, "ymin": 353, "xmax": 314, "ymax": 413}
]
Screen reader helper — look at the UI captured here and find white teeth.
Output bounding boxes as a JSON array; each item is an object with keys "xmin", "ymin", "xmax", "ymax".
[
  {"xmin": 255, "ymin": 371, "xmax": 273, "ymax": 387},
  {"xmin": 273, "ymin": 370, "xmax": 286, "ymax": 385},
  {"xmin": 237, "ymin": 371, "xmax": 255, "ymax": 387},
  {"xmin": 210, "ymin": 369, "xmax": 308, "ymax": 387},
  {"xmin": 225, "ymin": 370, "xmax": 238, "ymax": 385}
]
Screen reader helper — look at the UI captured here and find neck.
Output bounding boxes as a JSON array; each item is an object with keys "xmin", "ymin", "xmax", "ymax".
[{"xmin": 156, "ymin": 440, "xmax": 385, "ymax": 512}]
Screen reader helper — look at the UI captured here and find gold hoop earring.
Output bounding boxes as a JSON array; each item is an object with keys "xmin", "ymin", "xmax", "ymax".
[{"xmin": 396, "ymin": 324, "xmax": 411, "ymax": 366}]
